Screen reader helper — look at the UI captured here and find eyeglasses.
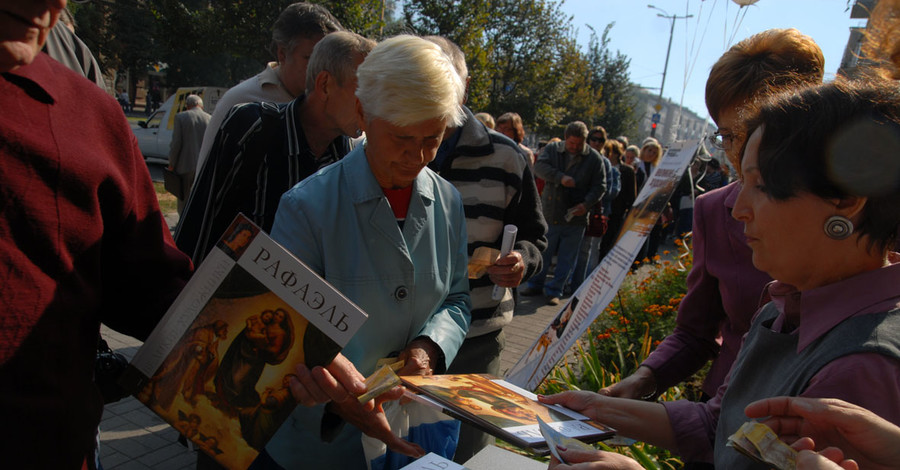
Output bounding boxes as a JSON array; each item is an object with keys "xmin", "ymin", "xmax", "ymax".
[
  {"xmin": 588, "ymin": 136, "xmax": 604, "ymax": 143},
  {"xmin": 707, "ymin": 130, "xmax": 734, "ymax": 150}
]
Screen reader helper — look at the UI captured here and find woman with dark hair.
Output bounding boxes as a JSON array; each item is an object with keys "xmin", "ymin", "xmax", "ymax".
[
  {"xmin": 606, "ymin": 28, "xmax": 825, "ymax": 403},
  {"xmin": 540, "ymin": 78, "xmax": 900, "ymax": 469},
  {"xmin": 597, "ymin": 140, "xmax": 636, "ymax": 261},
  {"xmin": 496, "ymin": 112, "xmax": 535, "ymax": 164}
]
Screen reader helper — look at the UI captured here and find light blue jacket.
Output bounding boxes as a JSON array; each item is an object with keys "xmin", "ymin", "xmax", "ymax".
[{"xmin": 265, "ymin": 145, "xmax": 471, "ymax": 469}]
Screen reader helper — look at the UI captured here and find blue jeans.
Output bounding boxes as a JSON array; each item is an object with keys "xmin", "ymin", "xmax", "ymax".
[{"xmin": 527, "ymin": 224, "xmax": 584, "ymax": 298}]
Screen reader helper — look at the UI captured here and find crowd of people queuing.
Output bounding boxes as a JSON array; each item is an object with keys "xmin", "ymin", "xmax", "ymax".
[{"xmin": 2, "ymin": 0, "xmax": 900, "ymax": 469}]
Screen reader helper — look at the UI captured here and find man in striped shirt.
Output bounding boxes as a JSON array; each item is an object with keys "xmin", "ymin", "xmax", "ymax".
[
  {"xmin": 427, "ymin": 36, "xmax": 548, "ymax": 462},
  {"xmin": 175, "ymin": 31, "xmax": 375, "ymax": 265}
]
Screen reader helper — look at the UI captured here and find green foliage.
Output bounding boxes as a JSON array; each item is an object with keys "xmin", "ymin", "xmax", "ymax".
[
  {"xmin": 75, "ymin": 0, "xmax": 400, "ymax": 88},
  {"xmin": 585, "ymin": 24, "xmax": 640, "ymax": 139},
  {"xmin": 534, "ymin": 237, "xmax": 700, "ymax": 469},
  {"xmin": 73, "ymin": 0, "xmax": 638, "ymax": 138},
  {"xmin": 73, "ymin": 0, "xmax": 158, "ymax": 77},
  {"xmin": 402, "ymin": 0, "xmax": 630, "ymax": 138}
]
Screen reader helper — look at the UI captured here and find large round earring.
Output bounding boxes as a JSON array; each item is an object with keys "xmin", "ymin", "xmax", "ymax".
[{"xmin": 824, "ymin": 215, "xmax": 854, "ymax": 240}]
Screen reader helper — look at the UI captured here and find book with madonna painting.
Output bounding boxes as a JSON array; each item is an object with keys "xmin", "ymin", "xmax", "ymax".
[
  {"xmin": 119, "ymin": 214, "xmax": 368, "ymax": 469},
  {"xmin": 400, "ymin": 374, "xmax": 615, "ymax": 455}
]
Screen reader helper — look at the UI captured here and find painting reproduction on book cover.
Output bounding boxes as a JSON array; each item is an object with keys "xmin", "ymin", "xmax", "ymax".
[
  {"xmin": 402, "ymin": 374, "xmax": 614, "ymax": 453},
  {"xmin": 121, "ymin": 215, "xmax": 366, "ymax": 469}
]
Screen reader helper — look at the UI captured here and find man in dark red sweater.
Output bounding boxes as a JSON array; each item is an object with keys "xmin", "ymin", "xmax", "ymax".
[{"xmin": 0, "ymin": 1, "xmax": 193, "ymax": 468}]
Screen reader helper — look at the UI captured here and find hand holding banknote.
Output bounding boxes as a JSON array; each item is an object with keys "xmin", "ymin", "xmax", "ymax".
[{"xmin": 745, "ymin": 396, "xmax": 900, "ymax": 470}]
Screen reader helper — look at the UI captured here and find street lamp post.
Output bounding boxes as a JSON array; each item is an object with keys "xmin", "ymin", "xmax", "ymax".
[{"xmin": 648, "ymin": 4, "xmax": 692, "ymax": 138}]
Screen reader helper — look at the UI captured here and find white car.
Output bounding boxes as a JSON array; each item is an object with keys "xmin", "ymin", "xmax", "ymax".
[{"xmin": 133, "ymin": 87, "xmax": 227, "ymax": 165}]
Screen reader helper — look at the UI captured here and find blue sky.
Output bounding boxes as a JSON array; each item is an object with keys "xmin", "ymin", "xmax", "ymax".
[{"xmin": 560, "ymin": 0, "xmax": 864, "ymax": 122}]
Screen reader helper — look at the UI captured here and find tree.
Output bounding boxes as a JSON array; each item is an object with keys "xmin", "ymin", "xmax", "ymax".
[
  {"xmin": 73, "ymin": 0, "xmax": 158, "ymax": 89},
  {"xmin": 585, "ymin": 24, "xmax": 639, "ymax": 139},
  {"xmin": 404, "ymin": 0, "xmax": 601, "ymax": 138},
  {"xmin": 76, "ymin": 0, "xmax": 403, "ymax": 90}
]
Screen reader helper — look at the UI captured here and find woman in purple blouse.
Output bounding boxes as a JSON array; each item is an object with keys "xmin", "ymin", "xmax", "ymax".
[
  {"xmin": 605, "ymin": 28, "xmax": 825, "ymax": 401},
  {"xmin": 540, "ymin": 78, "xmax": 900, "ymax": 469}
]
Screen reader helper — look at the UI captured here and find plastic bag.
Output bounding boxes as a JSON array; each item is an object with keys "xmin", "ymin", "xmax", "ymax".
[{"xmin": 363, "ymin": 399, "xmax": 460, "ymax": 470}]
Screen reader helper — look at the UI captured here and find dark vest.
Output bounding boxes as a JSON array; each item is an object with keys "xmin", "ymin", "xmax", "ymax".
[{"xmin": 714, "ymin": 303, "xmax": 900, "ymax": 469}]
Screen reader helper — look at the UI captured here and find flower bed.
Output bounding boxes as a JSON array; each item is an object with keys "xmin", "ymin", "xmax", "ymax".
[{"xmin": 536, "ymin": 237, "xmax": 704, "ymax": 469}]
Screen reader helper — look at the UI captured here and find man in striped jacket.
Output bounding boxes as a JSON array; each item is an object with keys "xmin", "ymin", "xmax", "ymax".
[
  {"xmin": 427, "ymin": 37, "xmax": 548, "ymax": 463},
  {"xmin": 175, "ymin": 32, "xmax": 375, "ymax": 265}
]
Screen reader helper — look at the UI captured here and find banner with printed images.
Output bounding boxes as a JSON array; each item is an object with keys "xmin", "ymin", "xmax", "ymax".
[{"xmin": 505, "ymin": 140, "xmax": 701, "ymax": 391}]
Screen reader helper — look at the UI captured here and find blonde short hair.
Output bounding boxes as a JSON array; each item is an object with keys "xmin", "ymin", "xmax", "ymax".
[
  {"xmin": 356, "ymin": 35, "xmax": 465, "ymax": 127},
  {"xmin": 474, "ymin": 112, "xmax": 495, "ymax": 129}
]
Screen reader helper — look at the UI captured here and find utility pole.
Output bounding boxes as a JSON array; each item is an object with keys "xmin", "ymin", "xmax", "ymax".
[{"xmin": 648, "ymin": 5, "xmax": 692, "ymax": 138}]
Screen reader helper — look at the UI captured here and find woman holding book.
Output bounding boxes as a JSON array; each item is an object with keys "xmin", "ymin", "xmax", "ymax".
[
  {"xmin": 540, "ymin": 78, "xmax": 900, "ymax": 469},
  {"xmin": 259, "ymin": 35, "xmax": 472, "ymax": 469}
]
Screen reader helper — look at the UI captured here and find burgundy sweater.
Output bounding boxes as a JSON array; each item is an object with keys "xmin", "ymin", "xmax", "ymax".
[{"xmin": 0, "ymin": 54, "xmax": 193, "ymax": 468}]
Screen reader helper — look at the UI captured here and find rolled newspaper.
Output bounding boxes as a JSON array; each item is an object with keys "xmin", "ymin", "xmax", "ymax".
[{"xmin": 492, "ymin": 225, "xmax": 518, "ymax": 300}]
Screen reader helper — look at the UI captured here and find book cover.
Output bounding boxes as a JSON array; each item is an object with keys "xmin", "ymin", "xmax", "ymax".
[
  {"xmin": 400, "ymin": 374, "xmax": 615, "ymax": 455},
  {"xmin": 119, "ymin": 214, "xmax": 368, "ymax": 469}
]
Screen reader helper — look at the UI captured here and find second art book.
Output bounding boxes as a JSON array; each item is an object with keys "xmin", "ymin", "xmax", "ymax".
[
  {"xmin": 401, "ymin": 374, "xmax": 615, "ymax": 455},
  {"xmin": 119, "ymin": 214, "xmax": 368, "ymax": 469}
]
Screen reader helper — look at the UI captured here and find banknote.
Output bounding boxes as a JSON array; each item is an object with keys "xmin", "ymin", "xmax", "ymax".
[{"xmin": 727, "ymin": 421, "xmax": 797, "ymax": 470}]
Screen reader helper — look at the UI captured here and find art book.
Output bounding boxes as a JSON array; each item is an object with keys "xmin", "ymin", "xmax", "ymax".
[
  {"xmin": 401, "ymin": 374, "xmax": 615, "ymax": 455},
  {"xmin": 119, "ymin": 214, "xmax": 368, "ymax": 469}
]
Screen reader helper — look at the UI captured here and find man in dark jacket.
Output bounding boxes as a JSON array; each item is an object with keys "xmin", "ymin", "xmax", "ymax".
[{"xmin": 523, "ymin": 121, "xmax": 606, "ymax": 305}]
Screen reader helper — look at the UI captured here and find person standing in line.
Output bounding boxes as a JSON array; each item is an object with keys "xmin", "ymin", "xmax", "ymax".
[
  {"xmin": 569, "ymin": 125, "xmax": 619, "ymax": 294},
  {"xmin": 623, "ymin": 144, "xmax": 639, "ymax": 168},
  {"xmin": 496, "ymin": 111, "xmax": 535, "ymax": 165},
  {"xmin": 426, "ymin": 36, "xmax": 548, "ymax": 463},
  {"xmin": 0, "ymin": 0, "xmax": 194, "ymax": 467},
  {"xmin": 168, "ymin": 94, "xmax": 211, "ymax": 215},
  {"xmin": 634, "ymin": 137, "xmax": 665, "ymax": 263},
  {"xmin": 119, "ymin": 88, "xmax": 130, "ymax": 113},
  {"xmin": 196, "ymin": 2, "xmax": 343, "ymax": 170},
  {"xmin": 175, "ymin": 31, "xmax": 375, "ymax": 265},
  {"xmin": 596, "ymin": 139, "xmax": 636, "ymax": 262},
  {"xmin": 474, "ymin": 111, "xmax": 495, "ymax": 129},
  {"xmin": 522, "ymin": 121, "xmax": 606, "ymax": 306}
]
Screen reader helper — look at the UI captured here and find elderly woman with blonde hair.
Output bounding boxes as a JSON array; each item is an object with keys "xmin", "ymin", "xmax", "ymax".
[{"xmin": 262, "ymin": 35, "xmax": 472, "ymax": 469}]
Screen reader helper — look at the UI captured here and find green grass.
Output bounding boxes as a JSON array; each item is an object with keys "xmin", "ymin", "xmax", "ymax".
[{"xmin": 154, "ymin": 181, "xmax": 178, "ymax": 216}]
